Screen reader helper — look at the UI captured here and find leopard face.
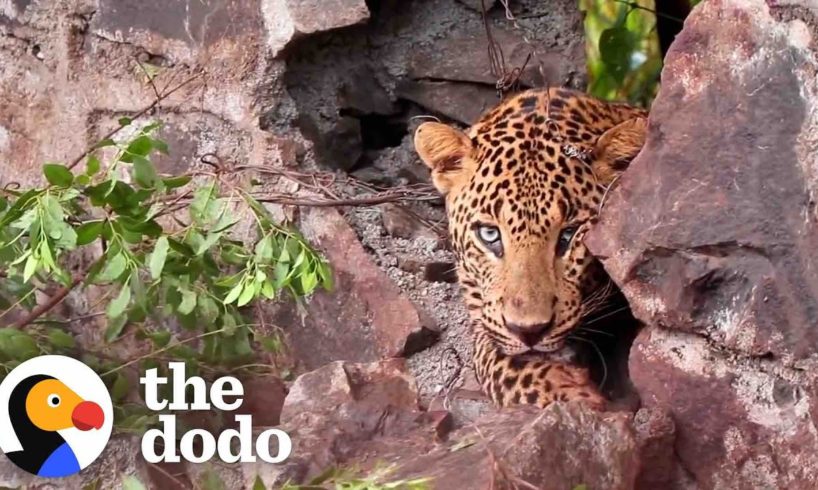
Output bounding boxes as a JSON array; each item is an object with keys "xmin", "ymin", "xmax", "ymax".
[{"xmin": 415, "ymin": 88, "xmax": 647, "ymax": 361}]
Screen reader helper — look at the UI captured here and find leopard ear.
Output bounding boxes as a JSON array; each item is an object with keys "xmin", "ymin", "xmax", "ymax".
[
  {"xmin": 592, "ymin": 117, "xmax": 647, "ymax": 185},
  {"xmin": 414, "ymin": 122, "xmax": 475, "ymax": 194}
]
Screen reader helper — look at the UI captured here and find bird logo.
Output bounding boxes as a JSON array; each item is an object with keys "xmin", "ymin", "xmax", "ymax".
[{"xmin": 0, "ymin": 355, "xmax": 113, "ymax": 478}]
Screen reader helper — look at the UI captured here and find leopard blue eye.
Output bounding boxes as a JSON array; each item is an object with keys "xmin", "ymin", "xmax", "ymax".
[
  {"xmin": 475, "ymin": 225, "xmax": 504, "ymax": 257},
  {"xmin": 556, "ymin": 226, "xmax": 578, "ymax": 256}
]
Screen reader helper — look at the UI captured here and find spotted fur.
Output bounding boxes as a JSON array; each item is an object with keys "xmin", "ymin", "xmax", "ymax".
[{"xmin": 414, "ymin": 88, "xmax": 647, "ymax": 409}]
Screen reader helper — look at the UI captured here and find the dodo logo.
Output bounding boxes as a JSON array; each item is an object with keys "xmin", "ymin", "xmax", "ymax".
[{"xmin": 0, "ymin": 355, "xmax": 113, "ymax": 478}]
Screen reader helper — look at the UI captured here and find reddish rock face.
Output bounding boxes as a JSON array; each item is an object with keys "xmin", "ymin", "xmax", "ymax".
[
  {"xmin": 254, "ymin": 359, "xmax": 646, "ymax": 490},
  {"xmin": 268, "ymin": 208, "xmax": 439, "ymax": 370},
  {"xmin": 587, "ymin": 0, "xmax": 818, "ymax": 487}
]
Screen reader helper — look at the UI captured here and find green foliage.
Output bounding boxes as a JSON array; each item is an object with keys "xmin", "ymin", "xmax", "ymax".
[
  {"xmin": 278, "ymin": 465, "xmax": 430, "ymax": 490},
  {"xmin": 0, "ymin": 118, "xmax": 331, "ymax": 431},
  {"xmin": 581, "ymin": 0, "xmax": 663, "ymax": 106}
]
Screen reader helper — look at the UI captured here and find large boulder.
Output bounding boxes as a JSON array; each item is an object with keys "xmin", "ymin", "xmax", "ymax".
[{"xmin": 587, "ymin": 0, "xmax": 818, "ymax": 487}]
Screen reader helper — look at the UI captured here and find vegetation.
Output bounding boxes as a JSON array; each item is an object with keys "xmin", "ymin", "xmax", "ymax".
[
  {"xmin": 0, "ymin": 117, "xmax": 331, "ymax": 433},
  {"xmin": 277, "ymin": 465, "xmax": 430, "ymax": 490},
  {"xmin": 581, "ymin": 0, "xmax": 663, "ymax": 106}
]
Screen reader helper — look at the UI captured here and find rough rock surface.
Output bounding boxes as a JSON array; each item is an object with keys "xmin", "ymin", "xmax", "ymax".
[
  {"xmin": 587, "ymin": 0, "xmax": 818, "ymax": 487},
  {"xmin": 253, "ymin": 359, "xmax": 647, "ymax": 490},
  {"xmin": 263, "ymin": 0, "xmax": 371, "ymax": 56},
  {"xmin": 269, "ymin": 207, "xmax": 439, "ymax": 370}
]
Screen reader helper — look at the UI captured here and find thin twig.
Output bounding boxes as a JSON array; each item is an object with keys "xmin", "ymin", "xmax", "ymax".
[
  {"xmin": 66, "ymin": 72, "xmax": 202, "ymax": 171},
  {"xmin": 11, "ymin": 275, "xmax": 82, "ymax": 329}
]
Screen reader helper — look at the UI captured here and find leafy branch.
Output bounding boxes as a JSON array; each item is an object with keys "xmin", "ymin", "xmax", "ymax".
[{"xmin": 0, "ymin": 91, "xmax": 332, "ymax": 432}]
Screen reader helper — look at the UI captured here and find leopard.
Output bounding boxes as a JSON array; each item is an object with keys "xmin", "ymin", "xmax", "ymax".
[{"xmin": 414, "ymin": 87, "xmax": 647, "ymax": 410}]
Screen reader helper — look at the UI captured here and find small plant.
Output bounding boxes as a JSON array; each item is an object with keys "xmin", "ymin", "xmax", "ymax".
[
  {"xmin": 275, "ymin": 465, "xmax": 430, "ymax": 490},
  {"xmin": 0, "ymin": 117, "xmax": 331, "ymax": 431}
]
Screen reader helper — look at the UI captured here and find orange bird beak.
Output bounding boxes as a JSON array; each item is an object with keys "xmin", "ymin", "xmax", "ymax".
[{"xmin": 71, "ymin": 401, "xmax": 104, "ymax": 431}]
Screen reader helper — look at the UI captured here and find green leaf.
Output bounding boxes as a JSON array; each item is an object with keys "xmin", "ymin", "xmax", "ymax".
[
  {"xmin": 118, "ymin": 117, "xmax": 132, "ymax": 126},
  {"xmin": 177, "ymin": 288, "xmax": 197, "ymax": 315},
  {"xmin": 104, "ymin": 313, "xmax": 128, "ymax": 342},
  {"xmin": 196, "ymin": 232, "xmax": 222, "ymax": 256},
  {"xmin": 223, "ymin": 282, "xmax": 243, "ymax": 305},
  {"xmin": 316, "ymin": 260, "xmax": 333, "ymax": 291},
  {"xmin": 200, "ymin": 468, "xmax": 226, "ymax": 490},
  {"xmin": 97, "ymin": 253, "xmax": 127, "ymax": 282},
  {"xmin": 47, "ymin": 329, "xmax": 76, "ymax": 349},
  {"xmin": 300, "ymin": 271, "xmax": 318, "ymax": 294},
  {"xmin": 163, "ymin": 175, "xmax": 191, "ymax": 189},
  {"xmin": 152, "ymin": 138, "xmax": 169, "ymax": 155},
  {"xmin": 254, "ymin": 236, "xmax": 273, "ymax": 263},
  {"xmin": 86, "ymin": 155, "xmax": 101, "ymax": 176},
  {"xmin": 168, "ymin": 237, "xmax": 195, "ymax": 257},
  {"xmin": 107, "ymin": 283, "xmax": 132, "ymax": 319},
  {"xmin": 149, "ymin": 236, "xmax": 169, "ymax": 279},
  {"xmin": 260, "ymin": 280, "xmax": 275, "ymax": 299},
  {"xmin": 76, "ymin": 220, "xmax": 104, "ymax": 246},
  {"xmin": 93, "ymin": 138, "xmax": 116, "ymax": 149},
  {"xmin": 147, "ymin": 331, "xmax": 171, "ymax": 348},
  {"xmin": 0, "ymin": 189, "xmax": 40, "ymax": 228},
  {"xmin": 272, "ymin": 260, "xmax": 290, "ymax": 289},
  {"xmin": 258, "ymin": 335, "xmax": 281, "ymax": 353},
  {"xmin": 120, "ymin": 135, "xmax": 153, "ymax": 162},
  {"xmin": 132, "ymin": 155, "xmax": 158, "ymax": 188},
  {"xmin": 43, "ymin": 163, "xmax": 74, "ymax": 187},
  {"xmin": 237, "ymin": 282, "xmax": 255, "ymax": 307},
  {"xmin": 599, "ymin": 27, "xmax": 634, "ymax": 83},
  {"xmin": 23, "ymin": 254, "xmax": 38, "ymax": 282},
  {"xmin": 121, "ymin": 476, "xmax": 147, "ymax": 490},
  {"xmin": 0, "ymin": 329, "xmax": 40, "ymax": 361},
  {"xmin": 252, "ymin": 476, "xmax": 266, "ymax": 490},
  {"xmin": 198, "ymin": 296, "xmax": 220, "ymax": 320},
  {"xmin": 111, "ymin": 373, "xmax": 130, "ymax": 401}
]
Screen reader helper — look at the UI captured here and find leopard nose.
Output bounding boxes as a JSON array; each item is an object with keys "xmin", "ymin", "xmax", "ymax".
[{"xmin": 506, "ymin": 321, "xmax": 553, "ymax": 347}]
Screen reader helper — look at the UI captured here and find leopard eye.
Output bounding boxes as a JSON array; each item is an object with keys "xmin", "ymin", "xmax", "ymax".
[
  {"xmin": 556, "ymin": 226, "xmax": 578, "ymax": 256},
  {"xmin": 475, "ymin": 225, "xmax": 504, "ymax": 257}
]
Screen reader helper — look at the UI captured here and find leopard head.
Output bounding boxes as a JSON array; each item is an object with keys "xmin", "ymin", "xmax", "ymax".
[{"xmin": 414, "ymin": 88, "xmax": 646, "ymax": 357}]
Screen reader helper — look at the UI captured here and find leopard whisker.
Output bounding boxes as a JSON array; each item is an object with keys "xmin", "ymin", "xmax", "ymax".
[
  {"xmin": 581, "ymin": 305, "xmax": 631, "ymax": 326},
  {"xmin": 573, "ymin": 327, "xmax": 614, "ymax": 337},
  {"xmin": 568, "ymin": 335, "xmax": 608, "ymax": 389}
]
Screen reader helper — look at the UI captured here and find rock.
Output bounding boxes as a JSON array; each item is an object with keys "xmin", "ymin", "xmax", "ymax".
[
  {"xmin": 268, "ymin": 207, "xmax": 439, "ymax": 370},
  {"xmin": 586, "ymin": 1, "xmax": 818, "ymax": 486},
  {"xmin": 235, "ymin": 374, "xmax": 288, "ymax": 427},
  {"xmin": 408, "ymin": 28, "xmax": 568, "ymax": 88},
  {"xmin": 456, "ymin": 0, "xmax": 497, "ymax": 12},
  {"xmin": 254, "ymin": 360, "xmax": 643, "ymax": 490},
  {"xmin": 338, "ymin": 65, "xmax": 397, "ymax": 117},
  {"xmin": 303, "ymin": 115, "xmax": 363, "ymax": 171},
  {"xmin": 262, "ymin": 0, "xmax": 370, "ymax": 57},
  {"xmin": 393, "ymin": 403, "xmax": 640, "ymax": 490},
  {"xmin": 248, "ymin": 359, "xmax": 437, "ymax": 487},
  {"xmin": 630, "ymin": 327, "xmax": 818, "ymax": 489},
  {"xmin": 93, "ymin": 0, "xmax": 264, "ymax": 62},
  {"xmin": 424, "ymin": 261, "xmax": 458, "ymax": 283},
  {"xmin": 280, "ymin": 359, "xmax": 420, "ymax": 423},
  {"xmin": 586, "ymin": 0, "xmax": 818, "ymax": 362},
  {"xmin": 396, "ymin": 79, "xmax": 499, "ymax": 125},
  {"xmin": 631, "ymin": 408, "xmax": 685, "ymax": 490},
  {"xmin": 381, "ymin": 203, "xmax": 435, "ymax": 240}
]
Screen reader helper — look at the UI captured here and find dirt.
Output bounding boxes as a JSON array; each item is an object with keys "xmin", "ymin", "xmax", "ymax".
[{"xmin": 343, "ymin": 203, "xmax": 473, "ymax": 402}]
